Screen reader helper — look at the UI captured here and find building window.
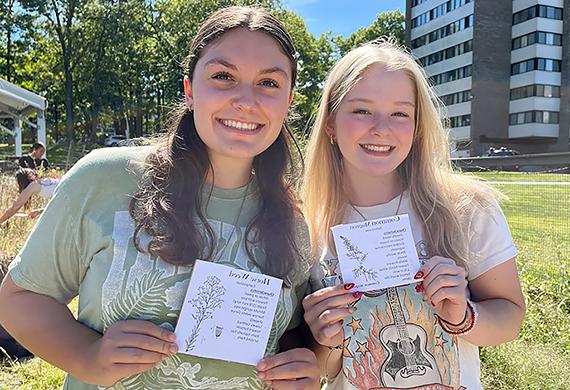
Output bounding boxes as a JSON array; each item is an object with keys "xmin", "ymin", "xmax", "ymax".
[
  {"xmin": 441, "ymin": 90, "xmax": 472, "ymax": 106},
  {"xmin": 509, "ymin": 110, "xmax": 559, "ymax": 125},
  {"xmin": 412, "ymin": 0, "xmax": 429, "ymax": 7},
  {"xmin": 510, "ymin": 84, "xmax": 561, "ymax": 100},
  {"xmin": 513, "ymin": 5, "xmax": 563, "ymax": 25},
  {"xmin": 430, "ymin": 65, "xmax": 472, "ymax": 86},
  {"xmin": 511, "ymin": 58, "xmax": 561, "ymax": 75},
  {"xmin": 513, "ymin": 31, "xmax": 563, "ymax": 50},
  {"xmin": 419, "ymin": 40, "xmax": 472, "ymax": 66},
  {"xmin": 412, "ymin": 14, "xmax": 473, "ymax": 49},
  {"xmin": 412, "ymin": 0, "xmax": 472, "ymax": 28},
  {"xmin": 450, "ymin": 114, "xmax": 471, "ymax": 128}
]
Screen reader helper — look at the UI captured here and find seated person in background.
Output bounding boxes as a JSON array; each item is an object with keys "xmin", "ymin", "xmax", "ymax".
[
  {"xmin": 18, "ymin": 142, "xmax": 50, "ymax": 170},
  {"xmin": 0, "ymin": 168, "xmax": 59, "ymax": 225}
]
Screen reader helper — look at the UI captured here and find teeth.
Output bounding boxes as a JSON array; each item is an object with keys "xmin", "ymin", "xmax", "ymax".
[
  {"xmin": 221, "ymin": 119, "xmax": 259, "ymax": 130},
  {"xmin": 362, "ymin": 144, "xmax": 392, "ymax": 152}
]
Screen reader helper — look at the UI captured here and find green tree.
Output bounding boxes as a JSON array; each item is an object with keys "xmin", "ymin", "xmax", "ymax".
[
  {"xmin": 336, "ymin": 10, "xmax": 405, "ymax": 56},
  {"xmin": 275, "ymin": 9, "xmax": 335, "ymax": 133},
  {"xmin": 24, "ymin": 0, "xmax": 90, "ymax": 143},
  {"xmin": 0, "ymin": 0, "xmax": 35, "ymax": 83}
]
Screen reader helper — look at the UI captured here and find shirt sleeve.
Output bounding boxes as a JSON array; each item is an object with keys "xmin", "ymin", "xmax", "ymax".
[
  {"xmin": 465, "ymin": 200, "xmax": 518, "ymax": 280},
  {"xmin": 8, "ymin": 150, "xmax": 130, "ymax": 304},
  {"xmin": 8, "ymin": 175, "xmax": 86, "ymax": 304}
]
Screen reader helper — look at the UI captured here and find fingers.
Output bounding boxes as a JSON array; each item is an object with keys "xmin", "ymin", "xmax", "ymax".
[
  {"xmin": 257, "ymin": 349, "xmax": 319, "ymax": 390},
  {"xmin": 302, "ymin": 283, "xmax": 356, "ymax": 311},
  {"xmin": 421, "ymin": 257, "xmax": 466, "ymax": 285},
  {"xmin": 114, "ymin": 320, "xmax": 176, "ymax": 343},
  {"xmin": 303, "ymin": 285, "xmax": 360, "ymax": 325},
  {"xmin": 115, "ymin": 333, "xmax": 178, "ymax": 356},
  {"xmin": 103, "ymin": 320, "xmax": 178, "ymax": 364},
  {"xmin": 429, "ymin": 285, "xmax": 467, "ymax": 307},
  {"xmin": 111, "ymin": 347, "xmax": 167, "ymax": 364},
  {"xmin": 415, "ymin": 257, "xmax": 468, "ymax": 316}
]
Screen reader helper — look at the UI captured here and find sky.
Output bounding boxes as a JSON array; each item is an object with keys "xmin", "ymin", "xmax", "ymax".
[{"xmin": 283, "ymin": 0, "xmax": 405, "ymax": 38}]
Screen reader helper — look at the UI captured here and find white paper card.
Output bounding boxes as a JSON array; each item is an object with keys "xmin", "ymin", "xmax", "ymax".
[
  {"xmin": 175, "ymin": 260, "xmax": 282, "ymax": 366},
  {"xmin": 331, "ymin": 214, "xmax": 422, "ymax": 291}
]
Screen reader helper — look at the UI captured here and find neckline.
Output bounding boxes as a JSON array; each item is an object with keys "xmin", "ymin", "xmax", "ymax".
[
  {"xmin": 202, "ymin": 178, "xmax": 257, "ymax": 201},
  {"xmin": 350, "ymin": 190, "xmax": 408, "ymax": 214}
]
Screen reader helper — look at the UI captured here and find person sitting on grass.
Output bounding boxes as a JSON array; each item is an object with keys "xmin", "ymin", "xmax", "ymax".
[
  {"xmin": 0, "ymin": 168, "xmax": 59, "ymax": 225},
  {"xmin": 18, "ymin": 142, "xmax": 50, "ymax": 171}
]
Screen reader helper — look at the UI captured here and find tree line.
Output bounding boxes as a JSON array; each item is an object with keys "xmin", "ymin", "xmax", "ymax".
[{"xmin": 0, "ymin": 0, "xmax": 403, "ymax": 143}]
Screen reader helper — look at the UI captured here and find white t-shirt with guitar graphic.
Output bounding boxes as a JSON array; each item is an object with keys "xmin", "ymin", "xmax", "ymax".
[{"xmin": 310, "ymin": 192, "xmax": 518, "ymax": 390}]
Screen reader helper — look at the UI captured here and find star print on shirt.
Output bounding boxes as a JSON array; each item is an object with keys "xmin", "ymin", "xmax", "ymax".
[
  {"xmin": 347, "ymin": 317, "xmax": 363, "ymax": 334},
  {"xmin": 355, "ymin": 339, "xmax": 369, "ymax": 356},
  {"xmin": 435, "ymin": 332, "xmax": 448, "ymax": 348}
]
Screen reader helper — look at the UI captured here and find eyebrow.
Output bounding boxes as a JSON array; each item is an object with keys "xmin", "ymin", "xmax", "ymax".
[
  {"xmin": 347, "ymin": 97, "xmax": 415, "ymax": 108},
  {"xmin": 203, "ymin": 58, "xmax": 289, "ymax": 78}
]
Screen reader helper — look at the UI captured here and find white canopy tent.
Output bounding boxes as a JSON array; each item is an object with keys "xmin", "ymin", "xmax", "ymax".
[{"xmin": 0, "ymin": 78, "xmax": 47, "ymax": 157}]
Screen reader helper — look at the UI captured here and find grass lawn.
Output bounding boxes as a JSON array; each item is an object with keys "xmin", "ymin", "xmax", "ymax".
[{"xmin": 0, "ymin": 171, "xmax": 568, "ymax": 389}]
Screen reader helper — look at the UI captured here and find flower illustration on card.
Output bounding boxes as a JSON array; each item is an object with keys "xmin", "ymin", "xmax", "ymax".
[{"xmin": 340, "ymin": 235, "xmax": 378, "ymax": 281}]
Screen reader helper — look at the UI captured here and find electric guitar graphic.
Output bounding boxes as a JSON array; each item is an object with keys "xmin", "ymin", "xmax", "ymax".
[{"xmin": 380, "ymin": 287, "xmax": 441, "ymax": 387}]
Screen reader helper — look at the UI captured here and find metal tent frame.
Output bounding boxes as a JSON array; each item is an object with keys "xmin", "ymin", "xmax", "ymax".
[{"xmin": 0, "ymin": 78, "xmax": 47, "ymax": 157}]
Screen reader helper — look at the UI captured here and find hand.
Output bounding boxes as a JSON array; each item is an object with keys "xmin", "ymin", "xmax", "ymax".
[
  {"xmin": 83, "ymin": 320, "xmax": 178, "ymax": 386},
  {"xmin": 256, "ymin": 348, "xmax": 320, "ymax": 389},
  {"xmin": 415, "ymin": 256, "xmax": 468, "ymax": 325},
  {"xmin": 28, "ymin": 209, "xmax": 43, "ymax": 219},
  {"xmin": 302, "ymin": 283, "xmax": 361, "ymax": 349}
]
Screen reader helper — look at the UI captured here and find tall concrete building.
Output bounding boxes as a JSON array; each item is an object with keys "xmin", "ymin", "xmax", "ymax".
[{"xmin": 405, "ymin": 0, "xmax": 569, "ymax": 156}]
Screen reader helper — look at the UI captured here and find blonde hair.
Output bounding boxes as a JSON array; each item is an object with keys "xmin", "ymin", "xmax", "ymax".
[{"xmin": 301, "ymin": 40, "xmax": 502, "ymax": 266}]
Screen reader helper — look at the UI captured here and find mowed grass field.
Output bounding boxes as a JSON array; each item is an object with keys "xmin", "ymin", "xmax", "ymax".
[{"xmin": 1, "ymin": 171, "xmax": 569, "ymax": 389}]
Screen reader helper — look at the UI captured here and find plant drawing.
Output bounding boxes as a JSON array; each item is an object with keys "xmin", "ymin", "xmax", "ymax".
[
  {"xmin": 340, "ymin": 235, "xmax": 378, "ymax": 281},
  {"xmin": 185, "ymin": 276, "xmax": 226, "ymax": 352}
]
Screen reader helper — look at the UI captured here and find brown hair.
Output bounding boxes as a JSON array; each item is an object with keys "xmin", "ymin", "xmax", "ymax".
[
  {"xmin": 15, "ymin": 168, "xmax": 38, "ymax": 193},
  {"xmin": 129, "ymin": 6, "xmax": 302, "ymax": 278}
]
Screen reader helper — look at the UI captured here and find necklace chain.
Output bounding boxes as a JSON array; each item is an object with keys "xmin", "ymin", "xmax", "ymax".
[{"xmin": 350, "ymin": 192, "xmax": 403, "ymax": 221}]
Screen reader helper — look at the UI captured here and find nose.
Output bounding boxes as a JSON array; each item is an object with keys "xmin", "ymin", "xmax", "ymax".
[
  {"xmin": 370, "ymin": 114, "xmax": 390, "ymax": 135},
  {"xmin": 232, "ymin": 84, "xmax": 257, "ymax": 111}
]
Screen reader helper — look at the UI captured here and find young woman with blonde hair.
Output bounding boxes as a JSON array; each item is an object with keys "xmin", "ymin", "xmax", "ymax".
[{"xmin": 302, "ymin": 40, "xmax": 525, "ymax": 389}]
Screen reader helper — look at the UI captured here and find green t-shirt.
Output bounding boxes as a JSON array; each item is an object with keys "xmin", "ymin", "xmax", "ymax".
[{"xmin": 8, "ymin": 146, "xmax": 310, "ymax": 390}]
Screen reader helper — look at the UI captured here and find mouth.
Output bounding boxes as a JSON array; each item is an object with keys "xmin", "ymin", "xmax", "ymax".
[
  {"xmin": 360, "ymin": 144, "xmax": 395, "ymax": 154},
  {"xmin": 218, "ymin": 118, "xmax": 263, "ymax": 132}
]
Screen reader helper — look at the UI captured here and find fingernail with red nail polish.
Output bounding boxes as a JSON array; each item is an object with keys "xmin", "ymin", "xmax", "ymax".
[
  {"xmin": 344, "ymin": 283, "xmax": 355, "ymax": 290},
  {"xmin": 414, "ymin": 271, "xmax": 424, "ymax": 279},
  {"xmin": 352, "ymin": 291, "xmax": 363, "ymax": 299},
  {"xmin": 415, "ymin": 284, "xmax": 424, "ymax": 293}
]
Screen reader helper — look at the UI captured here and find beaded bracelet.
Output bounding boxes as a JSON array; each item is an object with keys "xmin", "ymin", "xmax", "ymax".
[{"xmin": 436, "ymin": 300, "xmax": 479, "ymax": 336}]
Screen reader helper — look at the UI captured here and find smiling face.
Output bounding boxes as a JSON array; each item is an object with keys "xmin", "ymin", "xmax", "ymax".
[
  {"xmin": 184, "ymin": 28, "xmax": 293, "ymax": 171},
  {"xmin": 329, "ymin": 63, "xmax": 416, "ymax": 188}
]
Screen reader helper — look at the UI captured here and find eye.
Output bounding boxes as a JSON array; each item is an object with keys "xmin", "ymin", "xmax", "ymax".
[
  {"xmin": 259, "ymin": 79, "xmax": 280, "ymax": 88},
  {"xmin": 211, "ymin": 71, "xmax": 233, "ymax": 81},
  {"xmin": 352, "ymin": 109, "xmax": 371, "ymax": 115},
  {"xmin": 393, "ymin": 112, "xmax": 410, "ymax": 118}
]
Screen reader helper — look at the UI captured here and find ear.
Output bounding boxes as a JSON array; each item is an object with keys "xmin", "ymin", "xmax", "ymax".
[
  {"xmin": 183, "ymin": 76, "xmax": 194, "ymax": 110},
  {"xmin": 287, "ymin": 91, "xmax": 294, "ymax": 107},
  {"xmin": 324, "ymin": 120, "xmax": 336, "ymax": 139}
]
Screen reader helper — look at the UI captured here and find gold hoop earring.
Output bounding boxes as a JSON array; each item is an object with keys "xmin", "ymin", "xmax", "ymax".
[{"xmin": 329, "ymin": 135, "xmax": 335, "ymax": 145}]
